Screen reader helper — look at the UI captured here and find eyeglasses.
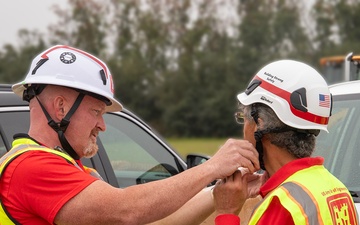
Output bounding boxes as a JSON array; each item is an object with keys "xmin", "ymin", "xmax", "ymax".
[{"xmin": 234, "ymin": 111, "xmax": 245, "ymax": 125}]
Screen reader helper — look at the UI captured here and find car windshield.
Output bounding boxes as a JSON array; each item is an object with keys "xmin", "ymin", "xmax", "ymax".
[{"xmin": 314, "ymin": 93, "xmax": 360, "ymax": 194}]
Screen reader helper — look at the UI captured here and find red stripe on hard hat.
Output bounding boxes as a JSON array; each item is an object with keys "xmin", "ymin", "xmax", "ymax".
[
  {"xmin": 254, "ymin": 75, "xmax": 329, "ymax": 125},
  {"xmin": 41, "ymin": 45, "xmax": 108, "ymax": 79},
  {"xmin": 40, "ymin": 45, "xmax": 114, "ymax": 94}
]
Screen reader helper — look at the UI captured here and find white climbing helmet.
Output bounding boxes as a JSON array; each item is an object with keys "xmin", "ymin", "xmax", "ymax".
[
  {"xmin": 12, "ymin": 45, "xmax": 122, "ymax": 112},
  {"xmin": 237, "ymin": 59, "xmax": 332, "ymax": 132}
]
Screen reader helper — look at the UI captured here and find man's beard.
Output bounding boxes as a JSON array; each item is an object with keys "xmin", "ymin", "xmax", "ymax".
[{"xmin": 83, "ymin": 141, "xmax": 99, "ymax": 158}]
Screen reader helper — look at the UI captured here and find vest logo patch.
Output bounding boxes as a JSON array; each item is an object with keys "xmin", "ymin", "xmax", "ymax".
[{"xmin": 327, "ymin": 193, "xmax": 357, "ymax": 225}]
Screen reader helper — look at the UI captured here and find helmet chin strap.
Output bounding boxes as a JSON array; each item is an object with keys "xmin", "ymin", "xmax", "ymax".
[
  {"xmin": 254, "ymin": 131, "xmax": 266, "ymax": 170},
  {"xmin": 36, "ymin": 93, "xmax": 85, "ymax": 160},
  {"xmin": 251, "ymin": 104, "xmax": 300, "ymax": 171},
  {"xmin": 254, "ymin": 127, "xmax": 297, "ymax": 171},
  {"xmin": 251, "ymin": 105, "xmax": 266, "ymax": 170}
]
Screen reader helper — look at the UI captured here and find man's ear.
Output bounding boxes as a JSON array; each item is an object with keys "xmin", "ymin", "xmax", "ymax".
[
  {"xmin": 254, "ymin": 117, "xmax": 264, "ymax": 132},
  {"xmin": 53, "ymin": 96, "xmax": 65, "ymax": 120}
]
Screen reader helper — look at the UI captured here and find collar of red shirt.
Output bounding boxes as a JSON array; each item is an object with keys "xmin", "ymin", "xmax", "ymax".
[{"xmin": 259, "ymin": 157, "xmax": 324, "ymax": 197}]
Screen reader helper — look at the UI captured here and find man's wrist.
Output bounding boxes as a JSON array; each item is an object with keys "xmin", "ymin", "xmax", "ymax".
[{"xmin": 215, "ymin": 214, "xmax": 240, "ymax": 225}]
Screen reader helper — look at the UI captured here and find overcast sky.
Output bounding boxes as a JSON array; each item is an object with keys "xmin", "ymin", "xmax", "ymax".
[
  {"xmin": 0, "ymin": 0, "xmax": 68, "ymax": 47},
  {"xmin": 1, "ymin": 1, "xmax": 315, "ymax": 48}
]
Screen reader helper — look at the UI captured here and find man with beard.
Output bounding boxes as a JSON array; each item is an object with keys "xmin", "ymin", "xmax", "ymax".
[{"xmin": 0, "ymin": 45, "xmax": 261, "ymax": 225}]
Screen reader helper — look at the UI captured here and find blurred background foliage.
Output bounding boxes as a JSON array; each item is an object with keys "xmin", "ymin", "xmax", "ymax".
[{"xmin": 1, "ymin": 0, "xmax": 359, "ymax": 138}]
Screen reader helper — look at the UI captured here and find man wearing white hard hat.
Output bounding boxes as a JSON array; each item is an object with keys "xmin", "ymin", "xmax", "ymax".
[
  {"xmin": 213, "ymin": 60, "xmax": 358, "ymax": 225},
  {"xmin": 0, "ymin": 45, "xmax": 261, "ymax": 224}
]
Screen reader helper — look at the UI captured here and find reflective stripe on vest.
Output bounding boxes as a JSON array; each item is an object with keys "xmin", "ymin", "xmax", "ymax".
[
  {"xmin": 0, "ymin": 138, "xmax": 103, "ymax": 224},
  {"xmin": 248, "ymin": 165, "xmax": 359, "ymax": 225}
]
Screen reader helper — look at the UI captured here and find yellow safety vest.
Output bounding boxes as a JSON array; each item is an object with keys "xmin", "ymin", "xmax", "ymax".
[
  {"xmin": 0, "ymin": 137, "xmax": 103, "ymax": 225},
  {"xmin": 248, "ymin": 165, "xmax": 358, "ymax": 225}
]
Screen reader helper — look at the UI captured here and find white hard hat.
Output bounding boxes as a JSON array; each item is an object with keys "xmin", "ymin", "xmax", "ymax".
[
  {"xmin": 237, "ymin": 60, "xmax": 331, "ymax": 132},
  {"xmin": 12, "ymin": 45, "xmax": 122, "ymax": 112}
]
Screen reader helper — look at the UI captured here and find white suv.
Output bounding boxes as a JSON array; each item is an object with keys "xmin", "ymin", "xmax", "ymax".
[{"xmin": 314, "ymin": 80, "xmax": 360, "ymax": 213}]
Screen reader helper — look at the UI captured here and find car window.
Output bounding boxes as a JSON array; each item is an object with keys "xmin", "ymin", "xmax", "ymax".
[
  {"xmin": 100, "ymin": 113, "xmax": 182, "ymax": 188},
  {"xmin": 0, "ymin": 110, "xmax": 30, "ymax": 157},
  {"xmin": 0, "ymin": 135, "xmax": 6, "ymax": 157},
  {"xmin": 314, "ymin": 94, "xmax": 360, "ymax": 192}
]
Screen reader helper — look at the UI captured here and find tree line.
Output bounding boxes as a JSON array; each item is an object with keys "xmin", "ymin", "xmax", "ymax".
[{"xmin": 1, "ymin": 0, "xmax": 359, "ymax": 137}]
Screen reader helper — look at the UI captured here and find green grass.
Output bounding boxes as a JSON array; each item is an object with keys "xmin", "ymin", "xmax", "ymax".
[{"xmin": 166, "ymin": 137, "xmax": 228, "ymax": 158}]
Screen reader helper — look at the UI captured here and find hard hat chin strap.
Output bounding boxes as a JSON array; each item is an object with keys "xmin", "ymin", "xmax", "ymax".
[
  {"xmin": 251, "ymin": 105, "xmax": 266, "ymax": 170},
  {"xmin": 36, "ymin": 93, "xmax": 85, "ymax": 160},
  {"xmin": 251, "ymin": 104, "xmax": 298, "ymax": 171},
  {"xmin": 254, "ymin": 131, "xmax": 266, "ymax": 170},
  {"xmin": 254, "ymin": 127, "xmax": 297, "ymax": 171}
]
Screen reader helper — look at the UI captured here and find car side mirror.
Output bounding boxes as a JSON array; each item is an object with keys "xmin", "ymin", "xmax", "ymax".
[
  {"xmin": 186, "ymin": 154, "xmax": 210, "ymax": 169},
  {"xmin": 187, "ymin": 154, "xmax": 216, "ymax": 186}
]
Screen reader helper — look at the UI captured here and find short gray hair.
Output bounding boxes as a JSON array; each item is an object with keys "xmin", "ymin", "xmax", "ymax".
[{"xmin": 241, "ymin": 103, "xmax": 316, "ymax": 158}]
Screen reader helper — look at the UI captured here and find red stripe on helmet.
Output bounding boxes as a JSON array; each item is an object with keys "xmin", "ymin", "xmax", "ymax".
[
  {"xmin": 40, "ymin": 45, "xmax": 114, "ymax": 94},
  {"xmin": 254, "ymin": 75, "xmax": 329, "ymax": 125},
  {"xmin": 40, "ymin": 45, "xmax": 109, "ymax": 79}
]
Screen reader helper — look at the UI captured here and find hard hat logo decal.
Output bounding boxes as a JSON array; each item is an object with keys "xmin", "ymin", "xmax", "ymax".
[
  {"xmin": 319, "ymin": 94, "xmax": 330, "ymax": 108},
  {"xmin": 60, "ymin": 52, "xmax": 76, "ymax": 64},
  {"xmin": 260, "ymin": 96, "xmax": 273, "ymax": 104},
  {"xmin": 264, "ymin": 72, "xmax": 284, "ymax": 84}
]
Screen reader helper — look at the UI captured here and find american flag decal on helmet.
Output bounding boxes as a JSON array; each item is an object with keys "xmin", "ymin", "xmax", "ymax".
[{"xmin": 319, "ymin": 94, "xmax": 330, "ymax": 108}]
